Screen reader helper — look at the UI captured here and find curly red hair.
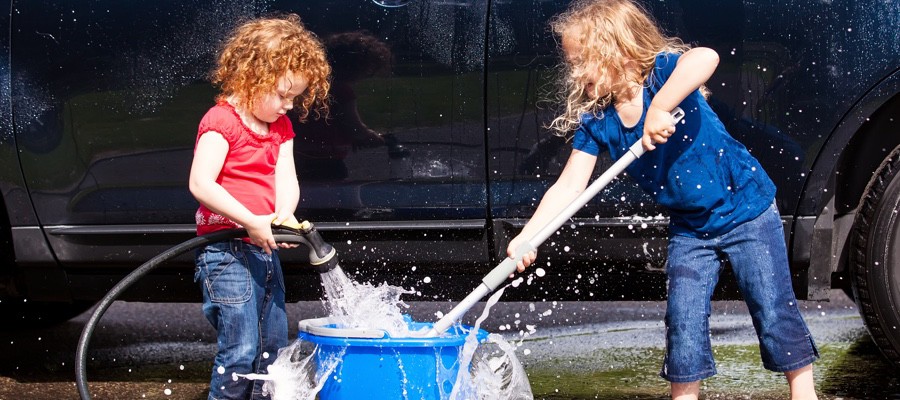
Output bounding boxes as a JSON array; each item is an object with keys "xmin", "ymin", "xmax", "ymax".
[{"xmin": 213, "ymin": 14, "xmax": 330, "ymax": 121}]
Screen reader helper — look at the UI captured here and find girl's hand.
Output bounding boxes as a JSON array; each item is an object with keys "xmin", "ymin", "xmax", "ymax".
[
  {"xmin": 246, "ymin": 213, "xmax": 278, "ymax": 254},
  {"xmin": 641, "ymin": 104, "xmax": 678, "ymax": 151},
  {"xmin": 272, "ymin": 210, "xmax": 299, "ymax": 228},
  {"xmin": 272, "ymin": 212, "xmax": 301, "ymax": 249},
  {"xmin": 507, "ymin": 235, "xmax": 538, "ymax": 273}
]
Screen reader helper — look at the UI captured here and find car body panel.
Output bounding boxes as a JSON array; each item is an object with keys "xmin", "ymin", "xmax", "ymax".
[
  {"xmin": 2, "ymin": 0, "xmax": 899, "ymax": 303},
  {"xmin": 10, "ymin": 0, "xmax": 493, "ymax": 278}
]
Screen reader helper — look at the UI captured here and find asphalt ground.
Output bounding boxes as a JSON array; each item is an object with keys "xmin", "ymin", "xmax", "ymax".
[{"xmin": 0, "ymin": 289, "xmax": 896, "ymax": 399}]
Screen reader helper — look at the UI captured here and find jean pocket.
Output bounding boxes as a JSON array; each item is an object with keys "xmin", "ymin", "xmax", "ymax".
[{"xmin": 200, "ymin": 246, "xmax": 252, "ymax": 304}]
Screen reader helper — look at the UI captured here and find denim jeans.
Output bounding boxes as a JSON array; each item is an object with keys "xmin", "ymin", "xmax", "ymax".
[
  {"xmin": 195, "ymin": 240, "xmax": 288, "ymax": 400},
  {"xmin": 660, "ymin": 203, "xmax": 819, "ymax": 383}
]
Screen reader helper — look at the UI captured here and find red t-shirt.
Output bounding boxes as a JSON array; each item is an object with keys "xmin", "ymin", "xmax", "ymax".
[{"xmin": 194, "ymin": 102, "xmax": 295, "ymax": 236}]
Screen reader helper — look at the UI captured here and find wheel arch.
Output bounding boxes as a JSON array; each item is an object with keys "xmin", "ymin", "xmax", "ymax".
[
  {"xmin": 835, "ymin": 87, "xmax": 900, "ymax": 217},
  {"xmin": 794, "ymin": 69, "xmax": 900, "ymax": 299},
  {"xmin": 832, "ymin": 79, "xmax": 900, "ymax": 277}
]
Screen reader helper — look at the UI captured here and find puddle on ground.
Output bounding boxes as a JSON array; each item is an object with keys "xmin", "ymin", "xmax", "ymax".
[{"xmin": 524, "ymin": 334, "xmax": 900, "ymax": 400}]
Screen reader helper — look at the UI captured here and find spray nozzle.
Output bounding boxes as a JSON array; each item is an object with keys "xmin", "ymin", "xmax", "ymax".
[{"xmin": 272, "ymin": 220, "xmax": 338, "ymax": 273}]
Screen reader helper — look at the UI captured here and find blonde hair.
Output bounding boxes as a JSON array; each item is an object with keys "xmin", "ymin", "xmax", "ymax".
[
  {"xmin": 213, "ymin": 14, "xmax": 331, "ymax": 122},
  {"xmin": 548, "ymin": 0, "xmax": 693, "ymax": 135}
]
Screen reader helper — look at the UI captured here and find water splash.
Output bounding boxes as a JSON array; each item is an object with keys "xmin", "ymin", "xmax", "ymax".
[
  {"xmin": 318, "ymin": 266, "xmax": 417, "ymax": 337},
  {"xmin": 449, "ymin": 286, "xmax": 533, "ymax": 400},
  {"xmin": 236, "ymin": 340, "xmax": 343, "ymax": 400}
]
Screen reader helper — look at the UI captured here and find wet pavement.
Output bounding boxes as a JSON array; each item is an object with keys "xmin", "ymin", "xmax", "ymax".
[{"xmin": 0, "ymin": 290, "xmax": 896, "ymax": 399}]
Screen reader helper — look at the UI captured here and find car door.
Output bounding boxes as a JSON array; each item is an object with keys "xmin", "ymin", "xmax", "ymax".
[
  {"xmin": 10, "ymin": 0, "xmax": 491, "ymax": 296},
  {"xmin": 278, "ymin": 0, "xmax": 492, "ymax": 273},
  {"xmin": 486, "ymin": 1, "xmax": 670, "ymax": 300}
]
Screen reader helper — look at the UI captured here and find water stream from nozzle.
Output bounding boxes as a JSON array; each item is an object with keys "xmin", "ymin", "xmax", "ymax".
[{"xmin": 317, "ymin": 264, "xmax": 417, "ymax": 338}]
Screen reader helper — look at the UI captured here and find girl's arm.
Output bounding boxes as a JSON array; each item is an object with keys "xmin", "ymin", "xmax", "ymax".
[
  {"xmin": 507, "ymin": 148, "xmax": 598, "ymax": 272},
  {"xmin": 642, "ymin": 47, "xmax": 720, "ymax": 150},
  {"xmin": 273, "ymin": 139, "xmax": 301, "ymax": 237},
  {"xmin": 189, "ymin": 131, "xmax": 278, "ymax": 253}
]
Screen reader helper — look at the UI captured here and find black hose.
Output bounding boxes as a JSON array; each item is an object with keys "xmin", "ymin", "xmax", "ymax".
[{"xmin": 75, "ymin": 227, "xmax": 328, "ymax": 400}]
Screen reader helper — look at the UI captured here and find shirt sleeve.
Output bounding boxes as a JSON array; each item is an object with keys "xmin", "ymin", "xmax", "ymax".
[
  {"xmin": 197, "ymin": 105, "xmax": 241, "ymax": 144},
  {"xmin": 648, "ymin": 52, "xmax": 681, "ymax": 93},
  {"xmin": 273, "ymin": 115, "xmax": 295, "ymax": 143},
  {"xmin": 571, "ymin": 114, "xmax": 601, "ymax": 156}
]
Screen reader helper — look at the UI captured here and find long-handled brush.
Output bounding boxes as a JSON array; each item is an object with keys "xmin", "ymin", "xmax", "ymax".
[{"xmin": 426, "ymin": 107, "xmax": 685, "ymax": 337}]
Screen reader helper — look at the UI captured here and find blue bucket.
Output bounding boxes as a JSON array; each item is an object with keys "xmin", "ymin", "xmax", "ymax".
[{"xmin": 298, "ymin": 318, "xmax": 488, "ymax": 400}]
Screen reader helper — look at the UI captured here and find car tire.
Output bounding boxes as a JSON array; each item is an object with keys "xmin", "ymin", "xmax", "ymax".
[{"xmin": 850, "ymin": 145, "xmax": 900, "ymax": 368}]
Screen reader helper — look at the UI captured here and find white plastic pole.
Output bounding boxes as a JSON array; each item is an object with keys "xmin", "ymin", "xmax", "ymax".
[{"xmin": 427, "ymin": 107, "xmax": 684, "ymax": 337}]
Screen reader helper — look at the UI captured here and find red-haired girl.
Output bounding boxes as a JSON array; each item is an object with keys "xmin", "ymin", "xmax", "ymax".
[{"xmin": 188, "ymin": 14, "xmax": 330, "ymax": 399}]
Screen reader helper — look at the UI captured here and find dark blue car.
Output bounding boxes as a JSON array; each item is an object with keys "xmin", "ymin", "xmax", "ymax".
[{"xmin": 2, "ymin": 0, "xmax": 899, "ymax": 366}]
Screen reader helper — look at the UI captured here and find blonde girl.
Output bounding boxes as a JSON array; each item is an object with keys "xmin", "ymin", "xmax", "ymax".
[{"xmin": 509, "ymin": 1, "xmax": 820, "ymax": 399}]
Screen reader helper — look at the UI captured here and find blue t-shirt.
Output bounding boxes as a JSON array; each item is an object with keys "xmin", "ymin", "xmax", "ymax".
[{"xmin": 572, "ymin": 53, "xmax": 776, "ymax": 238}]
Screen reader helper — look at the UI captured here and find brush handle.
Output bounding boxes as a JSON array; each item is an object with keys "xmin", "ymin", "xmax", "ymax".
[
  {"xmin": 515, "ymin": 106, "xmax": 684, "ymax": 256},
  {"xmin": 482, "ymin": 242, "xmax": 537, "ymax": 290},
  {"xmin": 428, "ymin": 107, "xmax": 684, "ymax": 336}
]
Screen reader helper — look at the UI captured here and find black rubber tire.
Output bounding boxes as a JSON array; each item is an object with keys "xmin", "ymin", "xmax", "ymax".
[{"xmin": 850, "ymin": 145, "xmax": 900, "ymax": 368}]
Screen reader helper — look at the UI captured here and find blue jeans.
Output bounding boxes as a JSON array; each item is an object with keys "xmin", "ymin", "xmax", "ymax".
[
  {"xmin": 660, "ymin": 203, "xmax": 818, "ymax": 383},
  {"xmin": 195, "ymin": 240, "xmax": 288, "ymax": 400}
]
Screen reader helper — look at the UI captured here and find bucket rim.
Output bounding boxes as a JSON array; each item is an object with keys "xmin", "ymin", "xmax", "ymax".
[
  {"xmin": 297, "ymin": 318, "xmax": 488, "ymax": 347},
  {"xmin": 298, "ymin": 317, "xmax": 387, "ymax": 339}
]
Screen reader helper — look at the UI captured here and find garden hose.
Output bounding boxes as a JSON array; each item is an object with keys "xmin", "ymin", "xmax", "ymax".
[{"xmin": 75, "ymin": 221, "xmax": 336, "ymax": 400}]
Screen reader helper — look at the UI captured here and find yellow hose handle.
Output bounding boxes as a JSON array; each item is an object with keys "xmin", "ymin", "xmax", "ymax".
[{"xmin": 272, "ymin": 219, "xmax": 312, "ymax": 234}]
